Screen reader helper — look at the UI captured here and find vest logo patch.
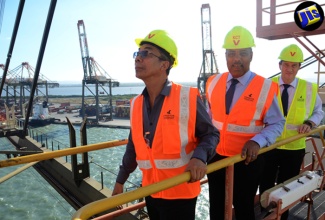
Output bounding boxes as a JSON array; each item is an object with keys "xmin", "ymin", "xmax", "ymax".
[
  {"xmin": 164, "ymin": 110, "xmax": 174, "ymax": 119},
  {"xmin": 297, "ymin": 95, "xmax": 304, "ymax": 102},
  {"xmin": 244, "ymin": 93, "xmax": 254, "ymax": 102}
]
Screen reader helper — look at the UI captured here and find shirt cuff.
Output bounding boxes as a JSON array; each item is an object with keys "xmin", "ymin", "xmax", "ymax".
[
  {"xmin": 250, "ymin": 137, "xmax": 264, "ymax": 148},
  {"xmin": 303, "ymin": 120, "xmax": 313, "ymax": 129}
]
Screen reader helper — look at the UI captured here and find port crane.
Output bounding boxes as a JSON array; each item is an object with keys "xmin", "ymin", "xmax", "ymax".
[
  {"xmin": 0, "ymin": 62, "xmax": 59, "ymax": 121},
  {"xmin": 197, "ymin": 3, "xmax": 219, "ymax": 106},
  {"xmin": 77, "ymin": 20, "xmax": 119, "ymax": 123}
]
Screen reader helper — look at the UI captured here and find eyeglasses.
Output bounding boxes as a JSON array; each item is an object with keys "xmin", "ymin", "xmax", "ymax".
[
  {"xmin": 133, "ymin": 50, "xmax": 166, "ymax": 61},
  {"xmin": 226, "ymin": 49, "xmax": 252, "ymax": 58}
]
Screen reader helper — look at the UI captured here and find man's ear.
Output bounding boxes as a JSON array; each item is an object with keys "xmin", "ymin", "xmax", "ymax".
[
  {"xmin": 279, "ymin": 61, "xmax": 282, "ymax": 70},
  {"xmin": 161, "ymin": 61, "xmax": 170, "ymax": 71}
]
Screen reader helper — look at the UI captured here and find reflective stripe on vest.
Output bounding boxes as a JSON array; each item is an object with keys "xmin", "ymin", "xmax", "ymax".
[
  {"xmin": 208, "ymin": 74, "xmax": 272, "ymax": 134},
  {"xmin": 132, "ymin": 86, "xmax": 194, "ymax": 170},
  {"xmin": 207, "ymin": 74, "xmax": 222, "ymax": 101},
  {"xmin": 305, "ymin": 82, "xmax": 312, "ymax": 119},
  {"xmin": 130, "ymin": 94, "xmax": 141, "ymax": 126}
]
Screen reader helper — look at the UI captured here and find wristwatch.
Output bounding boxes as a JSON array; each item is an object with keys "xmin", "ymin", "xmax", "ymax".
[{"xmin": 303, "ymin": 120, "xmax": 313, "ymax": 129}]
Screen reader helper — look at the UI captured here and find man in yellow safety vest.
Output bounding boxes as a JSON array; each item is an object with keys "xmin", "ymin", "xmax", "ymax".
[{"xmin": 259, "ymin": 44, "xmax": 324, "ymax": 220}]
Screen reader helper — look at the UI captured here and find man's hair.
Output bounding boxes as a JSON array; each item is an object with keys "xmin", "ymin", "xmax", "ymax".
[{"xmin": 279, "ymin": 60, "xmax": 301, "ymax": 67}]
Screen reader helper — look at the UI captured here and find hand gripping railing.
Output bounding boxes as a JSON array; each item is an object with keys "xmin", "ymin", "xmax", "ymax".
[{"xmin": 72, "ymin": 125, "xmax": 325, "ymax": 220}]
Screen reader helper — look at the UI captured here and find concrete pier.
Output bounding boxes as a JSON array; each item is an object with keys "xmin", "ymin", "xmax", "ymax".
[{"xmin": 51, "ymin": 111, "xmax": 131, "ymax": 129}]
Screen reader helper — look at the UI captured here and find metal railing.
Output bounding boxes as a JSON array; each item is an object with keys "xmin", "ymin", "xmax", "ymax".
[
  {"xmin": 0, "ymin": 126, "xmax": 324, "ymax": 219},
  {"xmin": 0, "ymin": 138, "xmax": 128, "ymax": 167},
  {"xmin": 3, "ymin": 126, "xmax": 135, "ymax": 193},
  {"xmin": 28, "ymin": 127, "xmax": 69, "ymax": 151},
  {"xmin": 72, "ymin": 126, "xmax": 325, "ymax": 220}
]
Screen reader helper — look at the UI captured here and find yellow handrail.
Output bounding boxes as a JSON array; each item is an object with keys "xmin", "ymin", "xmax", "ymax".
[
  {"xmin": 0, "ymin": 162, "xmax": 38, "ymax": 183},
  {"xmin": 72, "ymin": 125, "xmax": 325, "ymax": 220},
  {"xmin": 0, "ymin": 139, "xmax": 128, "ymax": 168}
]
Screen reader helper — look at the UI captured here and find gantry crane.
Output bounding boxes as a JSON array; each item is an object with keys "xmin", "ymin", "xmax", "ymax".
[
  {"xmin": 77, "ymin": 20, "xmax": 119, "ymax": 123},
  {"xmin": 197, "ymin": 3, "xmax": 219, "ymax": 106},
  {"xmin": 1, "ymin": 63, "xmax": 59, "ymax": 116}
]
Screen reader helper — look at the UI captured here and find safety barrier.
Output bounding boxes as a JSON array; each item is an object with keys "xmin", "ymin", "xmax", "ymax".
[
  {"xmin": 303, "ymin": 137, "xmax": 325, "ymax": 172},
  {"xmin": 0, "ymin": 125, "xmax": 324, "ymax": 219},
  {"xmin": 0, "ymin": 139, "xmax": 128, "ymax": 168},
  {"xmin": 72, "ymin": 125, "xmax": 325, "ymax": 220},
  {"xmin": 0, "ymin": 161, "xmax": 38, "ymax": 183},
  {"xmin": 28, "ymin": 127, "xmax": 69, "ymax": 151},
  {"xmin": 0, "ymin": 128, "xmax": 132, "ymax": 201},
  {"xmin": 92, "ymin": 179, "xmax": 209, "ymax": 220}
]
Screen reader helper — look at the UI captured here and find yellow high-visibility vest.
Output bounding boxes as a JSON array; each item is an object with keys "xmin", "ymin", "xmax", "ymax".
[{"xmin": 272, "ymin": 76, "xmax": 317, "ymax": 150}]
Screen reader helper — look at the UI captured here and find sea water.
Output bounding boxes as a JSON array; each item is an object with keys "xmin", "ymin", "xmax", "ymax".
[
  {"xmin": 0, "ymin": 125, "xmax": 209, "ymax": 219},
  {"xmin": 3, "ymin": 82, "xmax": 196, "ymax": 97}
]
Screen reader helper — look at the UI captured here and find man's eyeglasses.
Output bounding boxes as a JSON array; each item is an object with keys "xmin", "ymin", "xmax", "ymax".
[
  {"xmin": 226, "ymin": 49, "xmax": 252, "ymax": 58},
  {"xmin": 133, "ymin": 50, "xmax": 166, "ymax": 61}
]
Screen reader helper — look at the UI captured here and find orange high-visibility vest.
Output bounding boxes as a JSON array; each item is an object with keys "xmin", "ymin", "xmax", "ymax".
[
  {"xmin": 206, "ymin": 72, "xmax": 278, "ymax": 156},
  {"xmin": 130, "ymin": 82, "xmax": 201, "ymax": 199}
]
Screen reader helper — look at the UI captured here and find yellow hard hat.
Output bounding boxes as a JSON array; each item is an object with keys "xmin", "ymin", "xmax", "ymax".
[
  {"xmin": 278, "ymin": 44, "xmax": 304, "ymax": 63},
  {"xmin": 222, "ymin": 26, "xmax": 255, "ymax": 49},
  {"xmin": 135, "ymin": 30, "xmax": 178, "ymax": 67}
]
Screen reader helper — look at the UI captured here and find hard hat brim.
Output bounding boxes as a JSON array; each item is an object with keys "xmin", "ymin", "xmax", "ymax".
[
  {"xmin": 135, "ymin": 38, "xmax": 143, "ymax": 47},
  {"xmin": 134, "ymin": 33, "xmax": 178, "ymax": 67}
]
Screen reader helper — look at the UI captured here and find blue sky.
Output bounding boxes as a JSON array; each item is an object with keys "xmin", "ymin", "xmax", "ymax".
[{"xmin": 0, "ymin": 0, "xmax": 324, "ymax": 84}]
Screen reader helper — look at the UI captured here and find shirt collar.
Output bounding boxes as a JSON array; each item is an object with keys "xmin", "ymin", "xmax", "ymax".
[
  {"xmin": 142, "ymin": 79, "xmax": 171, "ymax": 97},
  {"xmin": 279, "ymin": 77, "xmax": 297, "ymax": 88},
  {"xmin": 227, "ymin": 70, "xmax": 252, "ymax": 86}
]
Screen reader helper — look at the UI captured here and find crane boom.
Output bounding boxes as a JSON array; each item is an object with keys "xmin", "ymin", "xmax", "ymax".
[
  {"xmin": 77, "ymin": 20, "xmax": 92, "ymax": 79},
  {"xmin": 76, "ymin": 19, "xmax": 119, "ymax": 123},
  {"xmin": 197, "ymin": 4, "xmax": 219, "ymax": 105}
]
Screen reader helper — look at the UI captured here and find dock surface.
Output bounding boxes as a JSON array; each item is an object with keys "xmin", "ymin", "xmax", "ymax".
[{"xmin": 52, "ymin": 111, "xmax": 131, "ymax": 128}]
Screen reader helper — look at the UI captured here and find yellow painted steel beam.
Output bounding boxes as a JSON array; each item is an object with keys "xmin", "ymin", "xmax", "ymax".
[
  {"xmin": 0, "ymin": 162, "xmax": 38, "ymax": 183},
  {"xmin": 0, "ymin": 139, "xmax": 128, "ymax": 168},
  {"xmin": 72, "ymin": 125, "xmax": 325, "ymax": 220}
]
